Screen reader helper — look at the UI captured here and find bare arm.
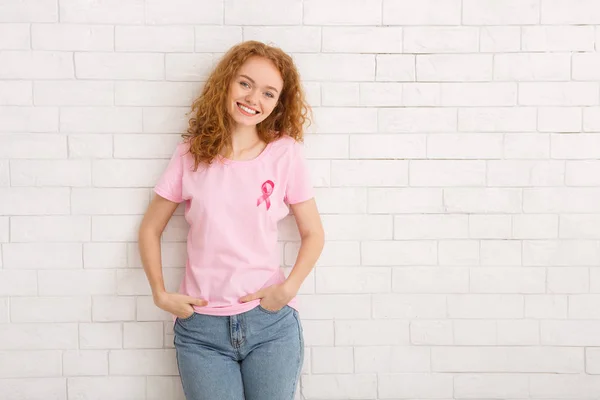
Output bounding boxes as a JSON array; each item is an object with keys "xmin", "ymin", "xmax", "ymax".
[
  {"xmin": 138, "ymin": 194, "xmax": 206, "ymax": 318},
  {"xmin": 285, "ymin": 198, "xmax": 325, "ymax": 292}
]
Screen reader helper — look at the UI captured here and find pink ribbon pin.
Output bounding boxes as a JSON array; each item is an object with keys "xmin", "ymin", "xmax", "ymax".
[{"xmin": 256, "ymin": 180, "xmax": 275, "ymax": 210}]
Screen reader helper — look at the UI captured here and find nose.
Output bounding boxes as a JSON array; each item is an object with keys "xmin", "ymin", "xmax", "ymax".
[{"xmin": 245, "ymin": 89, "xmax": 259, "ymax": 106}]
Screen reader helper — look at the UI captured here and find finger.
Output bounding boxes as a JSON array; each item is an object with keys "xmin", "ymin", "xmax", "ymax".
[
  {"xmin": 240, "ymin": 291, "xmax": 261, "ymax": 303},
  {"xmin": 186, "ymin": 297, "xmax": 207, "ymax": 306}
]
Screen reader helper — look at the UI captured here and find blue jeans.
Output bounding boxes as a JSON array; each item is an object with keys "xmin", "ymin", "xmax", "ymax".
[{"xmin": 173, "ymin": 304, "xmax": 304, "ymax": 400}]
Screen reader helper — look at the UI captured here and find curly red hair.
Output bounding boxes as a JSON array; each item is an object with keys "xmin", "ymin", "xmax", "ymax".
[{"xmin": 182, "ymin": 41, "xmax": 311, "ymax": 168}]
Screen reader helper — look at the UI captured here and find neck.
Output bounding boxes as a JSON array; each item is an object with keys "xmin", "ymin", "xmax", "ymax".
[{"xmin": 230, "ymin": 124, "xmax": 260, "ymax": 151}]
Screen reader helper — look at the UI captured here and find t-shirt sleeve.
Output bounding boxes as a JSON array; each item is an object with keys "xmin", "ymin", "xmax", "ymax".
[
  {"xmin": 285, "ymin": 141, "xmax": 314, "ymax": 205},
  {"xmin": 153, "ymin": 143, "xmax": 185, "ymax": 203}
]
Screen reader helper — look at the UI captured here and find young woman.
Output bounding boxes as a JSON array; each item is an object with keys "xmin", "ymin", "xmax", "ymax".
[{"xmin": 138, "ymin": 41, "xmax": 324, "ymax": 400}]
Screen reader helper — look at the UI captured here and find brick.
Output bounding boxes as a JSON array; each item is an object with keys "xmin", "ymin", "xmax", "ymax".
[
  {"xmin": 323, "ymin": 27, "xmax": 403, "ymax": 53},
  {"xmin": 92, "ymin": 160, "xmax": 165, "ymax": 187},
  {"xmin": 60, "ymin": 0, "xmax": 144, "ymax": 23},
  {"xmin": 0, "ymin": 106, "xmax": 58, "ymax": 132},
  {"xmin": 123, "ymin": 322, "xmax": 163, "ymax": 348},
  {"xmin": 11, "ymin": 216, "xmax": 90, "ymax": 242},
  {"xmin": 11, "ymin": 297, "xmax": 91, "ymax": 323},
  {"xmin": 405, "ymin": 27, "xmax": 478, "ymax": 53},
  {"xmin": 362, "ymin": 241, "xmax": 437, "ymax": 266},
  {"xmin": 513, "ymin": 214, "xmax": 559, "ymax": 239},
  {"xmin": 547, "ymin": 267, "xmax": 589, "ymax": 293},
  {"xmin": 115, "ymin": 26, "xmax": 194, "ymax": 52},
  {"xmin": 0, "ymin": 270, "xmax": 37, "ymax": 296},
  {"xmin": 428, "ymin": 133, "xmax": 503, "ymax": 159},
  {"xmin": 316, "ymin": 267, "xmax": 390, "ymax": 293},
  {"xmin": 442, "ymin": 83, "xmax": 517, "ymax": 107},
  {"xmin": 165, "ymin": 54, "xmax": 215, "ymax": 81},
  {"xmin": 0, "ymin": 51, "xmax": 73, "ymax": 79},
  {"xmin": 522, "ymin": 26, "xmax": 595, "ymax": 51},
  {"xmin": 72, "ymin": 188, "xmax": 149, "ymax": 215},
  {"xmin": 376, "ymin": 55, "xmax": 415, "ymax": 81},
  {"xmin": 350, "ymin": 134, "xmax": 425, "ymax": 159},
  {"xmin": 63, "ymin": 350, "xmax": 108, "ymax": 376},
  {"xmin": 454, "ymin": 374, "xmax": 531, "ymax": 398},
  {"xmin": 109, "ymin": 349, "xmax": 178, "ymax": 375},
  {"xmin": 463, "ymin": 0, "xmax": 540, "ymax": 24},
  {"xmin": 32, "ymin": 24, "xmax": 113, "ymax": 51},
  {"xmin": 3, "ymin": 243, "xmax": 82, "ymax": 269},
  {"xmin": 471, "ymin": 267, "xmax": 545, "ymax": 294},
  {"xmin": 145, "ymin": 0, "xmax": 221, "ymax": 24},
  {"xmin": 379, "ymin": 108, "xmax": 456, "ymax": 132},
  {"xmin": 0, "ymin": 0, "xmax": 58, "ymax": 22},
  {"xmin": 302, "ymin": 374, "xmax": 377, "ymax": 399},
  {"xmin": 541, "ymin": 0, "xmax": 600, "ymax": 24},
  {"xmin": 469, "ymin": 215, "xmax": 511, "ymax": 239},
  {"xmin": 0, "ymin": 378, "xmax": 66, "ymax": 400},
  {"xmin": 488, "ymin": 160, "xmax": 565, "ymax": 187},
  {"xmin": 226, "ymin": 0, "xmax": 302, "ymax": 25},
  {"xmin": 504, "ymin": 133, "xmax": 550, "ymax": 159},
  {"xmin": 0, "ymin": 81, "xmax": 32, "ymax": 105},
  {"xmin": 75, "ymin": 53, "xmax": 164, "ymax": 80},
  {"xmin": 522, "ymin": 240, "xmax": 600, "ymax": 266},
  {"xmin": 0, "ymin": 323, "xmax": 78, "ymax": 350},
  {"xmin": 11, "ymin": 160, "xmax": 91, "ymax": 186},
  {"xmin": 551, "ymin": 134, "xmax": 600, "ymax": 159},
  {"xmin": 0, "ymin": 23, "xmax": 30, "ymax": 50},
  {"xmin": 293, "ymin": 294, "xmax": 370, "ymax": 320},
  {"xmin": 304, "ymin": 0, "xmax": 381, "ymax": 25},
  {"xmin": 373, "ymin": 294, "xmax": 446, "ymax": 319},
  {"xmin": 448, "ymin": 295, "xmax": 524, "ymax": 318},
  {"xmin": 115, "ymin": 82, "xmax": 199, "ymax": 107},
  {"xmin": 410, "ymin": 160, "xmax": 486, "ymax": 186},
  {"xmin": 68, "ymin": 134, "xmax": 112, "ymax": 159},
  {"xmin": 312, "ymin": 107, "xmax": 377, "ymax": 133},
  {"xmin": 444, "ymin": 188, "xmax": 522, "ymax": 213},
  {"xmin": 195, "ymin": 26, "xmax": 242, "ymax": 52},
  {"xmin": 459, "ymin": 107, "xmax": 536, "ymax": 132},
  {"xmin": 312, "ymin": 347, "xmax": 353, "ymax": 374},
  {"xmin": 383, "ymin": 0, "xmax": 460, "ymax": 25},
  {"xmin": 538, "ymin": 107, "xmax": 582, "ymax": 132},
  {"xmin": 93, "ymin": 296, "xmax": 136, "ymax": 321},
  {"xmin": 321, "ymin": 83, "xmax": 358, "ymax": 106},
  {"xmin": 0, "ymin": 188, "xmax": 69, "ymax": 216},
  {"xmin": 379, "ymin": 373, "xmax": 453, "ymax": 399},
  {"xmin": 495, "ymin": 54, "xmax": 571, "ymax": 81},
  {"xmin": 294, "ymin": 54, "xmax": 375, "ymax": 82},
  {"xmin": 480, "ymin": 27, "xmax": 521, "ymax": 52},
  {"xmin": 417, "ymin": 54, "xmax": 493, "ymax": 82},
  {"xmin": 335, "ymin": 319, "xmax": 409, "ymax": 347},
  {"xmin": 331, "ymin": 160, "xmax": 408, "ymax": 187},
  {"xmin": 68, "ymin": 377, "xmax": 145, "ymax": 400},
  {"xmin": 34, "ymin": 81, "xmax": 114, "ymax": 106},
  {"xmin": 433, "ymin": 346, "xmax": 582, "ymax": 373},
  {"xmin": 368, "ymin": 188, "xmax": 444, "ymax": 214},
  {"xmin": 542, "ymin": 321, "xmax": 600, "ymax": 346},
  {"xmin": 313, "ymin": 188, "xmax": 366, "ymax": 214},
  {"xmin": 525, "ymin": 295, "xmax": 568, "ymax": 319},
  {"xmin": 243, "ymin": 27, "xmax": 319, "ymax": 53}
]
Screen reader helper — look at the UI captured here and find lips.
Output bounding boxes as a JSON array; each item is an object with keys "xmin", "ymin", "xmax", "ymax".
[{"xmin": 236, "ymin": 102, "xmax": 260, "ymax": 116}]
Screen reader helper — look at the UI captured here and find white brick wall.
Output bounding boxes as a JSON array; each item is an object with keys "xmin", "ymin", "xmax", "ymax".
[{"xmin": 2, "ymin": 1, "xmax": 600, "ymax": 399}]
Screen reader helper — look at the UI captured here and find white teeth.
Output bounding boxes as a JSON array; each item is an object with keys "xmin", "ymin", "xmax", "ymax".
[{"xmin": 238, "ymin": 103, "xmax": 257, "ymax": 115}]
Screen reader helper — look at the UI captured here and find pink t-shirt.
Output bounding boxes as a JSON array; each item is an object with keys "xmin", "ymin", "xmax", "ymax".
[{"xmin": 154, "ymin": 135, "xmax": 314, "ymax": 316}]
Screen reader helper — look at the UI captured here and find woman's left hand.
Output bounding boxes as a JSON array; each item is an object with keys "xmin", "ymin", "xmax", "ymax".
[{"xmin": 239, "ymin": 282, "xmax": 298, "ymax": 312}]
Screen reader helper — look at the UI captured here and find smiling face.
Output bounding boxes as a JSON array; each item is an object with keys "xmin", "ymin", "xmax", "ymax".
[{"xmin": 226, "ymin": 56, "xmax": 284, "ymax": 128}]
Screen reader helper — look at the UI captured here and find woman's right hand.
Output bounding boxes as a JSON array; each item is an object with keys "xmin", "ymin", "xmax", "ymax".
[{"xmin": 154, "ymin": 292, "xmax": 208, "ymax": 319}]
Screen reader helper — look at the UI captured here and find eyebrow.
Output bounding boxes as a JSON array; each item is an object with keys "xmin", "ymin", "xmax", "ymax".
[{"xmin": 239, "ymin": 74, "xmax": 279, "ymax": 94}]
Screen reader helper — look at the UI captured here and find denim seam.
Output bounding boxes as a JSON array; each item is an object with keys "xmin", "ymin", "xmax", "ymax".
[{"xmin": 290, "ymin": 310, "xmax": 304, "ymax": 400}]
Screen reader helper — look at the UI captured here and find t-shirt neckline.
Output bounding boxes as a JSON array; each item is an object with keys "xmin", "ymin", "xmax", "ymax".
[{"xmin": 217, "ymin": 140, "xmax": 274, "ymax": 165}]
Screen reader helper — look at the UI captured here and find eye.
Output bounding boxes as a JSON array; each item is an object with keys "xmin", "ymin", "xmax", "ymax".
[
  {"xmin": 265, "ymin": 92, "xmax": 275, "ymax": 99},
  {"xmin": 240, "ymin": 81, "xmax": 250, "ymax": 88}
]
